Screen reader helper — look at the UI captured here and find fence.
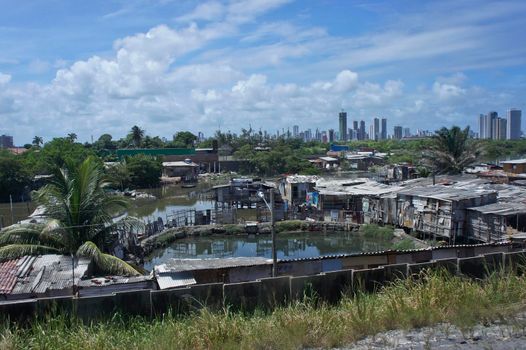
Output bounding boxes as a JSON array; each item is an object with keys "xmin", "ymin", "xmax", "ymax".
[{"xmin": 3, "ymin": 249, "xmax": 526, "ymax": 323}]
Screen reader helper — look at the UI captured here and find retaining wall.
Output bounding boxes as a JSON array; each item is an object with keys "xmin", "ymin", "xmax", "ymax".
[{"xmin": 1, "ymin": 250, "xmax": 524, "ymax": 323}]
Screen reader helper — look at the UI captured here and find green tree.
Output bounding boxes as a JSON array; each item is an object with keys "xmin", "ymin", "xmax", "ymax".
[
  {"xmin": 0, "ymin": 156, "xmax": 141, "ymax": 275},
  {"xmin": 126, "ymin": 155, "xmax": 162, "ymax": 188},
  {"xmin": 130, "ymin": 126, "xmax": 145, "ymax": 148},
  {"xmin": 67, "ymin": 133, "xmax": 77, "ymax": 142},
  {"xmin": 0, "ymin": 152, "xmax": 31, "ymax": 202},
  {"xmin": 32, "ymin": 136, "xmax": 43, "ymax": 148},
  {"xmin": 424, "ymin": 126, "xmax": 481, "ymax": 174},
  {"xmin": 172, "ymin": 132, "xmax": 197, "ymax": 148}
]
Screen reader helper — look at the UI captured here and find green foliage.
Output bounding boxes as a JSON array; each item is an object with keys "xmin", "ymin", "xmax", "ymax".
[
  {"xmin": 125, "ymin": 155, "xmax": 162, "ymax": 188},
  {"xmin": 223, "ymin": 224, "xmax": 244, "ymax": 235},
  {"xmin": 0, "ymin": 152, "xmax": 31, "ymax": 201},
  {"xmin": 275, "ymin": 220, "xmax": 306, "ymax": 233},
  {"xmin": 392, "ymin": 238, "xmax": 416, "ymax": 250},
  {"xmin": 2, "ymin": 271, "xmax": 526, "ymax": 349},
  {"xmin": 170, "ymin": 131, "xmax": 197, "ymax": 148},
  {"xmin": 424, "ymin": 126, "xmax": 482, "ymax": 174},
  {"xmin": 0, "ymin": 157, "xmax": 141, "ymax": 275},
  {"xmin": 359, "ymin": 224, "xmax": 394, "ymax": 241}
]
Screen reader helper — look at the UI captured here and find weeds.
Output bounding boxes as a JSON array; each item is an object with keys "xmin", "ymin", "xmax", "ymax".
[{"xmin": 2, "ymin": 270, "xmax": 526, "ymax": 349}]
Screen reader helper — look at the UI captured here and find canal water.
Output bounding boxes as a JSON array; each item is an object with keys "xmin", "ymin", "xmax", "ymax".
[{"xmin": 143, "ymin": 231, "xmax": 393, "ymax": 271}]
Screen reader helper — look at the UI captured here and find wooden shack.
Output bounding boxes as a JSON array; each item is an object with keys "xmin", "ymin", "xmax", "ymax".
[{"xmin": 466, "ymin": 202, "xmax": 526, "ymax": 242}]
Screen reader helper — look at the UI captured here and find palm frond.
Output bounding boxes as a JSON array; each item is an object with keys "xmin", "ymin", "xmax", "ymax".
[
  {"xmin": 0, "ymin": 244, "xmax": 62, "ymax": 261},
  {"xmin": 77, "ymin": 241, "xmax": 140, "ymax": 276}
]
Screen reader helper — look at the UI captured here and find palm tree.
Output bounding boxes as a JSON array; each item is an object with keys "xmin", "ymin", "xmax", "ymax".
[
  {"xmin": 424, "ymin": 126, "xmax": 482, "ymax": 174},
  {"xmin": 0, "ymin": 156, "xmax": 141, "ymax": 275},
  {"xmin": 130, "ymin": 126, "xmax": 145, "ymax": 148},
  {"xmin": 32, "ymin": 136, "xmax": 43, "ymax": 148},
  {"xmin": 67, "ymin": 133, "xmax": 77, "ymax": 142}
]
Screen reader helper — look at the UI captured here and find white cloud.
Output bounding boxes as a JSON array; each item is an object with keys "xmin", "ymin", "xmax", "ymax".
[
  {"xmin": 0, "ymin": 72, "xmax": 11, "ymax": 85},
  {"xmin": 176, "ymin": 1, "xmax": 225, "ymax": 22},
  {"xmin": 432, "ymin": 81, "xmax": 466, "ymax": 101}
]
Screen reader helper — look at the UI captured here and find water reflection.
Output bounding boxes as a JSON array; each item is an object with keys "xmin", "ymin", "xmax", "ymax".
[{"xmin": 144, "ymin": 231, "xmax": 392, "ymax": 270}]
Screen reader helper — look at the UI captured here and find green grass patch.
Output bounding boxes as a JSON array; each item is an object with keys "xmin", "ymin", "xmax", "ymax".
[
  {"xmin": 223, "ymin": 224, "xmax": 244, "ymax": 235},
  {"xmin": 275, "ymin": 220, "xmax": 309, "ymax": 233},
  {"xmin": 359, "ymin": 224, "xmax": 394, "ymax": 241},
  {"xmin": 392, "ymin": 238, "xmax": 416, "ymax": 250},
  {"xmin": 2, "ymin": 270, "xmax": 526, "ymax": 349}
]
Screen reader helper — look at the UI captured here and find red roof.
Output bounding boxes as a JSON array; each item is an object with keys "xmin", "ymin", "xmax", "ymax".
[{"xmin": 0, "ymin": 258, "xmax": 21, "ymax": 294}]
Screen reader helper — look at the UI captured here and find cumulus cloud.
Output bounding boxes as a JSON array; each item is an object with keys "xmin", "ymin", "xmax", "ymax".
[
  {"xmin": 0, "ymin": 72, "xmax": 11, "ymax": 85},
  {"xmin": 432, "ymin": 81, "xmax": 466, "ymax": 101}
]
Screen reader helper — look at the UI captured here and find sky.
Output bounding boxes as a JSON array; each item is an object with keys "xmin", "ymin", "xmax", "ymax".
[{"xmin": 0, "ymin": 0, "xmax": 525, "ymax": 144}]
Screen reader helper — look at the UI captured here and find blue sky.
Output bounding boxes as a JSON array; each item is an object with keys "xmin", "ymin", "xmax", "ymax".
[{"xmin": 0, "ymin": 0, "xmax": 525, "ymax": 144}]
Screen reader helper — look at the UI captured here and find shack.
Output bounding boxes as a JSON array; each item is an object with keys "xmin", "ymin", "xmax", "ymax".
[
  {"xmin": 395, "ymin": 186, "xmax": 497, "ymax": 242},
  {"xmin": 162, "ymin": 160, "xmax": 199, "ymax": 182},
  {"xmin": 315, "ymin": 178, "xmax": 401, "ymax": 223},
  {"xmin": 345, "ymin": 154, "xmax": 385, "ymax": 171},
  {"xmin": 501, "ymin": 159, "xmax": 526, "ymax": 174},
  {"xmin": 278, "ymin": 175, "xmax": 318, "ymax": 207},
  {"xmin": 466, "ymin": 202, "xmax": 526, "ymax": 242}
]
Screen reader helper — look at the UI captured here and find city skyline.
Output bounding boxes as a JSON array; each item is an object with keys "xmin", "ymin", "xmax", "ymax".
[{"xmin": 0, "ymin": 1, "xmax": 525, "ymax": 144}]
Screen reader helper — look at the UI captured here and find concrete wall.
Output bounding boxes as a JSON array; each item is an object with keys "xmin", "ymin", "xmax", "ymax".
[{"xmin": 3, "ymin": 249, "xmax": 526, "ymax": 323}]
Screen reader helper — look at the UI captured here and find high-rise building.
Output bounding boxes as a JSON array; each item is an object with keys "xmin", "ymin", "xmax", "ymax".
[
  {"xmin": 478, "ymin": 111, "xmax": 498, "ymax": 139},
  {"xmin": 372, "ymin": 118, "xmax": 380, "ymax": 141},
  {"xmin": 0, "ymin": 135, "xmax": 13, "ymax": 148},
  {"xmin": 293, "ymin": 125, "xmax": 299, "ymax": 138},
  {"xmin": 507, "ymin": 109, "xmax": 522, "ymax": 140},
  {"xmin": 338, "ymin": 111, "xmax": 347, "ymax": 141},
  {"xmin": 381, "ymin": 118, "xmax": 387, "ymax": 140},
  {"xmin": 359, "ymin": 120, "xmax": 366, "ymax": 140},
  {"xmin": 393, "ymin": 126, "xmax": 403, "ymax": 140},
  {"xmin": 328, "ymin": 129, "xmax": 335, "ymax": 143},
  {"xmin": 495, "ymin": 118, "xmax": 507, "ymax": 140},
  {"xmin": 403, "ymin": 128, "xmax": 411, "ymax": 138}
]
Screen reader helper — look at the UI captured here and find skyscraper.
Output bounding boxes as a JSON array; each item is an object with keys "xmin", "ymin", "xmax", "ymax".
[
  {"xmin": 372, "ymin": 118, "xmax": 380, "ymax": 141},
  {"xmin": 328, "ymin": 129, "xmax": 335, "ymax": 143},
  {"xmin": 393, "ymin": 126, "xmax": 403, "ymax": 140},
  {"xmin": 338, "ymin": 111, "xmax": 347, "ymax": 141},
  {"xmin": 0, "ymin": 135, "xmax": 13, "ymax": 148},
  {"xmin": 381, "ymin": 118, "xmax": 387, "ymax": 140},
  {"xmin": 507, "ymin": 109, "xmax": 522, "ymax": 140},
  {"xmin": 293, "ymin": 125, "xmax": 299, "ymax": 138},
  {"xmin": 359, "ymin": 120, "xmax": 366, "ymax": 140}
]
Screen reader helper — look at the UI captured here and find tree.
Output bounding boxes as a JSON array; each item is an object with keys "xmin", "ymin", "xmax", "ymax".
[
  {"xmin": 424, "ymin": 126, "xmax": 481, "ymax": 174},
  {"xmin": 0, "ymin": 156, "xmax": 141, "ymax": 275},
  {"xmin": 125, "ymin": 155, "xmax": 162, "ymax": 188},
  {"xmin": 67, "ymin": 133, "xmax": 77, "ymax": 142},
  {"xmin": 130, "ymin": 126, "xmax": 145, "ymax": 148},
  {"xmin": 0, "ymin": 153, "xmax": 31, "ymax": 202},
  {"xmin": 32, "ymin": 136, "xmax": 43, "ymax": 148},
  {"xmin": 172, "ymin": 132, "xmax": 197, "ymax": 148}
]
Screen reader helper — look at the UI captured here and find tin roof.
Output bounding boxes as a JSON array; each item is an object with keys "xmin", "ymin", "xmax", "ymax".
[
  {"xmin": 315, "ymin": 178, "xmax": 402, "ymax": 196},
  {"xmin": 467, "ymin": 202, "xmax": 526, "ymax": 216},
  {"xmin": 156, "ymin": 257, "xmax": 272, "ymax": 273}
]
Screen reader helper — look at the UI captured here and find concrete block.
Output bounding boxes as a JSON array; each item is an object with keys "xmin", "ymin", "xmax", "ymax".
[
  {"xmin": 408, "ymin": 262, "xmax": 436, "ymax": 277},
  {"xmin": 113, "ymin": 289, "xmax": 151, "ymax": 317},
  {"xmin": 0, "ymin": 299, "xmax": 37, "ymax": 323},
  {"xmin": 504, "ymin": 251, "xmax": 526, "ymax": 274},
  {"xmin": 224, "ymin": 280, "xmax": 261, "ymax": 312},
  {"xmin": 434, "ymin": 258, "xmax": 458, "ymax": 275},
  {"xmin": 482, "ymin": 252, "xmax": 504, "ymax": 275},
  {"xmin": 188, "ymin": 283, "xmax": 223, "ymax": 311},
  {"xmin": 151, "ymin": 287, "xmax": 193, "ymax": 316},
  {"xmin": 458, "ymin": 256, "xmax": 485, "ymax": 279},
  {"xmin": 353, "ymin": 268, "xmax": 385, "ymax": 293},
  {"xmin": 36, "ymin": 296, "xmax": 73, "ymax": 318},
  {"xmin": 322, "ymin": 269, "xmax": 353, "ymax": 303},
  {"xmin": 74, "ymin": 294, "xmax": 116, "ymax": 322},
  {"xmin": 257, "ymin": 276, "xmax": 290, "ymax": 310},
  {"xmin": 383, "ymin": 263, "xmax": 408, "ymax": 283},
  {"xmin": 290, "ymin": 274, "xmax": 327, "ymax": 301}
]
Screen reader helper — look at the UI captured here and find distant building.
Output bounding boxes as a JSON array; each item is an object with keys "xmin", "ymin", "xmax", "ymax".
[
  {"xmin": 359, "ymin": 120, "xmax": 366, "ymax": 140},
  {"xmin": 293, "ymin": 125, "xmax": 299, "ymax": 138},
  {"xmin": 329, "ymin": 129, "xmax": 335, "ymax": 143},
  {"xmin": 381, "ymin": 118, "xmax": 387, "ymax": 140},
  {"xmin": 403, "ymin": 127, "xmax": 411, "ymax": 138},
  {"xmin": 507, "ymin": 109, "xmax": 522, "ymax": 140},
  {"xmin": 495, "ymin": 117, "xmax": 507, "ymax": 140},
  {"xmin": 338, "ymin": 111, "xmax": 347, "ymax": 141},
  {"xmin": 393, "ymin": 126, "xmax": 403, "ymax": 140},
  {"xmin": 0, "ymin": 134, "xmax": 13, "ymax": 148},
  {"xmin": 479, "ymin": 111, "xmax": 498, "ymax": 139},
  {"xmin": 372, "ymin": 118, "xmax": 380, "ymax": 141}
]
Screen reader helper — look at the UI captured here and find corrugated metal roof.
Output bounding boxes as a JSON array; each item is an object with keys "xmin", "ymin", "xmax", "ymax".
[
  {"xmin": 0, "ymin": 258, "xmax": 22, "ymax": 294},
  {"xmin": 156, "ymin": 257, "xmax": 271, "ymax": 273},
  {"xmin": 157, "ymin": 272, "xmax": 196, "ymax": 290},
  {"xmin": 467, "ymin": 202, "xmax": 526, "ymax": 215}
]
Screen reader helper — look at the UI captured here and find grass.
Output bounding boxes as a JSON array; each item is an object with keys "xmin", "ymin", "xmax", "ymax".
[
  {"xmin": 359, "ymin": 223, "xmax": 394, "ymax": 241},
  {"xmin": 392, "ymin": 238, "xmax": 416, "ymax": 250},
  {"xmin": 2, "ymin": 270, "xmax": 526, "ymax": 349}
]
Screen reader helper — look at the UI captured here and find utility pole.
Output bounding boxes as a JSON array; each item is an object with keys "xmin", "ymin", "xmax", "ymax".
[
  {"xmin": 270, "ymin": 189, "xmax": 277, "ymax": 277},
  {"xmin": 9, "ymin": 195, "xmax": 14, "ymax": 225}
]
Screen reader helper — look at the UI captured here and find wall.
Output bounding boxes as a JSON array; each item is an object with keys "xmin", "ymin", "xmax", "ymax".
[{"xmin": 2, "ymin": 248, "xmax": 526, "ymax": 323}]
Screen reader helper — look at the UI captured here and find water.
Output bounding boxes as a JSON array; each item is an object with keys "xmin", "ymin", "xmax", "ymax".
[{"xmin": 143, "ymin": 231, "xmax": 393, "ymax": 271}]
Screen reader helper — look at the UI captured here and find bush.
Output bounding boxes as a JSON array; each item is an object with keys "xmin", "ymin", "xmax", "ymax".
[
  {"xmin": 275, "ymin": 220, "xmax": 304, "ymax": 233},
  {"xmin": 359, "ymin": 224, "xmax": 394, "ymax": 240},
  {"xmin": 392, "ymin": 238, "xmax": 416, "ymax": 250}
]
